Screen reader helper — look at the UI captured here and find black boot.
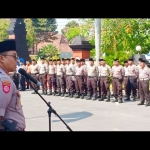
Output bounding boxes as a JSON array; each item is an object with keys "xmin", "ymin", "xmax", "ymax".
[
  {"xmin": 132, "ymin": 96, "xmax": 136, "ymax": 101},
  {"xmin": 105, "ymin": 96, "xmax": 110, "ymax": 102},
  {"xmin": 124, "ymin": 96, "xmax": 130, "ymax": 101},
  {"xmin": 53, "ymin": 92, "xmax": 56, "ymax": 96},
  {"xmin": 80, "ymin": 94, "xmax": 84, "ymax": 99},
  {"xmin": 65, "ymin": 93, "xmax": 70, "ymax": 97},
  {"xmin": 75, "ymin": 93, "xmax": 80, "ymax": 98},
  {"xmin": 69, "ymin": 93, "xmax": 74, "ymax": 98},
  {"xmin": 118, "ymin": 98, "xmax": 123, "ymax": 103},
  {"xmin": 112, "ymin": 97, "xmax": 118, "ymax": 102},
  {"xmin": 44, "ymin": 91, "xmax": 47, "ymax": 95},
  {"xmin": 92, "ymin": 95, "xmax": 97, "ymax": 101},
  {"xmin": 48, "ymin": 90, "xmax": 52, "ymax": 95},
  {"xmin": 98, "ymin": 95, "xmax": 104, "ymax": 101},
  {"xmin": 61, "ymin": 93, "xmax": 65, "ymax": 97},
  {"xmin": 56, "ymin": 92, "xmax": 61, "ymax": 96},
  {"xmin": 137, "ymin": 102, "xmax": 144, "ymax": 105},
  {"xmin": 86, "ymin": 95, "xmax": 91, "ymax": 100}
]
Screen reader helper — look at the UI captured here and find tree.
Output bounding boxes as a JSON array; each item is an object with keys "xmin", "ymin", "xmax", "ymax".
[
  {"xmin": 0, "ymin": 19, "xmax": 11, "ymax": 42},
  {"xmin": 36, "ymin": 44, "xmax": 60, "ymax": 60},
  {"xmin": 61, "ymin": 20, "xmax": 79, "ymax": 35},
  {"xmin": 31, "ymin": 18, "xmax": 57, "ymax": 32},
  {"xmin": 24, "ymin": 18, "xmax": 58, "ymax": 53},
  {"xmin": 101, "ymin": 18, "xmax": 150, "ymax": 66}
]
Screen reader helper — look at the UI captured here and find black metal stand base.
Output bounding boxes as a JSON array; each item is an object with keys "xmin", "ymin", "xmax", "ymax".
[{"xmin": 26, "ymin": 79, "xmax": 73, "ymax": 132}]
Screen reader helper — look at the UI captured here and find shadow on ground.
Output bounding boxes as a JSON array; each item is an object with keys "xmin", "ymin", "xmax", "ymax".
[{"xmin": 52, "ymin": 111, "xmax": 93, "ymax": 123}]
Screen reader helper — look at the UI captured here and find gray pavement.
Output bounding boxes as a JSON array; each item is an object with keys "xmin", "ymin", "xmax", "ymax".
[{"xmin": 21, "ymin": 90, "xmax": 150, "ymax": 131}]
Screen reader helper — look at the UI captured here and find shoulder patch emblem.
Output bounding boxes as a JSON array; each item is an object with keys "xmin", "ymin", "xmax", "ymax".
[{"xmin": 1, "ymin": 80, "xmax": 11, "ymax": 93}]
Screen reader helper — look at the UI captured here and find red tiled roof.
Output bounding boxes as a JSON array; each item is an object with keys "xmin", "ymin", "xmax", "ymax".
[{"xmin": 29, "ymin": 33, "xmax": 73, "ymax": 53}]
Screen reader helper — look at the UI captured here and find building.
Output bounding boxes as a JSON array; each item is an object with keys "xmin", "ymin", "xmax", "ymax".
[{"xmin": 29, "ymin": 33, "xmax": 73, "ymax": 58}]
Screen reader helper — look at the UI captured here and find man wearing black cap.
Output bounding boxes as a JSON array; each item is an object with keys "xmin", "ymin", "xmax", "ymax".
[
  {"xmin": 112, "ymin": 59, "xmax": 125, "ymax": 103},
  {"xmin": 0, "ymin": 39, "xmax": 25, "ymax": 131},
  {"xmin": 30, "ymin": 59, "xmax": 40, "ymax": 94},
  {"xmin": 125, "ymin": 58, "xmax": 138, "ymax": 101},
  {"xmin": 86, "ymin": 58, "xmax": 98, "ymax": 100},
  {"xmin": 123, "ymin": 60, "xmax": 129, "ymax": 97},
  {"xmin": 81, "ymin": 59, "xmax": 88, "ymax": 96},
  {"xmin": 56, "ymin": 59, "xmax": 66, "ymax": 96},
  {"xmin": 38, "ymin": 57, "xmax": 48, "ymax": 95},
  {"xmin": 97, "ymin": 59, "xmax": 112, "ymax": 102},
  {"xmin": 64, "ymin": 58, "xmax": 75, "ymax": 98},
  {"xmin": 74, "ymin": 59, "xmax": 85, "ymax": 99},
  {"xmin": 61, "ymin": 58, "xmax": 67, "ymax": 95},
  {"xmin": 47, "ymin": 59, "xmax": 57, "ymax": 96},
  {"xmin": 137, "ymin": 59, "xmax": 150, "ymax": 106},
  {"xmin": 136, "ymin": 58, "xmax": 143, "ymax": 98}
]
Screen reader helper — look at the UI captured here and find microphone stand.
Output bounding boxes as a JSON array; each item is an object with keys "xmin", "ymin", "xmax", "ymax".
[{"xmin": 25, "ymin": 78, "xmax": 73, "ymax": 132}]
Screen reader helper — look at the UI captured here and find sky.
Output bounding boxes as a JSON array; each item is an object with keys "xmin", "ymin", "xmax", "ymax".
[{"xmin": 56, "ymin": 18, "xmax": 79, "ymax": 33}]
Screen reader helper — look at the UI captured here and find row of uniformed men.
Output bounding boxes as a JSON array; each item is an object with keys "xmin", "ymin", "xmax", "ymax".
[{"xmin": 18, "ymin": 56, "xmax": 150, "ymax": 106}]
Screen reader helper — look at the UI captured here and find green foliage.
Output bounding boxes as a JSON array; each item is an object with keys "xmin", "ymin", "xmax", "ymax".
[
  {"xmin": 36, "ymin": 44, "xmax": 60, "ymax": 60},
  {"xmin": 31, "ymin": 18, "xmax": 57, "ymax": 32},
  {"xmin": 101, "ymin": 19, "xmax": 150, "ymax": 66},
  {"xmin": 0, "ymin": 19, "xmax": 11, "ymax": 41}
]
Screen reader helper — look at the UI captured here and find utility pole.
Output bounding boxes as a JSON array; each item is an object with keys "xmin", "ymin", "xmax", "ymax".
[{"xmin": 94, "ymin": 18, "xmax": 101, "ymax": 66}]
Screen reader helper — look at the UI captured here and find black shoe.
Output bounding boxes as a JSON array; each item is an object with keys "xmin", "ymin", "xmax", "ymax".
[
  {"xmin": 98, "ymin": 96, "xmax": 104, "ymax": 101},
  {"xmin": 124, "ymin": 97, "xmax": 130, "ymax": 101},
  {"xmin": 20, "ymin": 89, "xmax": 25, "ymax": 91},
  {"xmin": 118, "ymin": 99, "xmax": 123, "ymax": 103},
  {"xmin": 92, "ymin": 96, "xmax": 97, "ymax": 101},
  {"xmin": 132, "ymin": 97, "xmax": 136, "ymax": 101},
  {"xmin": 145, "ymin": 102, "xmax": 150, "ymax": 107},
  {"xmin": 26, "ymin": 87, "xmax": 29, "ymax": 89},
  {"xmin": 61, "ymin": 93, "xmax": 65, "ymax": 97},
  {"xmin": 105, "ymin": 96, "xmax": 110, "ymax": 102},
  {"xmin": 69, "ymin": 93, "xmax": 74, "ymax": 98},
  {"xmin": 53, "ymin": 92, "xmax": 56, "ymax": 96},
  {"xmin": 80, "ymin": 94, "xmax": 84, "ymax": 99},
  {"xmin": 65, "ymin": 93, "xmax": 70, "ymax": 97},
  {"xmin": 56, "ymin": 93, "xmax": 61, "ymax": 96},
  {"xmin": 86, "ymin": 95, "xmax": 91, "ymax": 100},
  {"xmin": 137, "ymin": 102, "xmax": 144, "ymax": 105},
  {"xmin": 75, "ymin": 93, "xmax": 80, "ymax": 98},
  {"xmin": 112, "ymin": 98, "xmax": 118, "ymax": 102},
  {"xmin": 48, "ymin": 92, "xmax": 52, "ymax": 96}
]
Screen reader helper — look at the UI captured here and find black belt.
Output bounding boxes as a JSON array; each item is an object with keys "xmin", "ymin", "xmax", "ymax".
[
  {"xmin": 127, "ymin": 76, "xmax": 135, "ymax": 78},
  {"xmin": 57, "ymin": 75, "xmax": 62, "ymax": 77},
  {"xmin": 113, "ymin": 77, "xmax": 119, "ymax": 79},
  {"xmin": 31, "ymin": 73, "xmax": 38, "ymax": 75},
  {"xmin": 66, "ymin": 75, "xmax": 73, "ymax": 76},
  {"xmin": 88, "ymin": 76, "xmax": 95, "ymax": 78},
  {"xmin": 75, "ymin": 75, "xmax": 83, "ymax": 77},
  {"xmin": 100, "ymin": 76, "xmax": 108, "ymax": 78},
  {"xmin": 39, "ymin": 74, "xmax": 46, "ymax": 75},
  {"xmin": 49, "ymin": 74, "xmax": 55, "ymax": 75}
]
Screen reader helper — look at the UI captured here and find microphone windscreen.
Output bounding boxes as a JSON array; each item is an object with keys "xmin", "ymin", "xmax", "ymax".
[{"xmin": 18, "ymin": 68, "xmax": 26, "ymax": 76}]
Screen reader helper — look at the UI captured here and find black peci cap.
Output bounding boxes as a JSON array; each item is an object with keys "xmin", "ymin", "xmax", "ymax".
[
  {"xmin": 0, "ymin": 39, "xmax": 16, "ymax": 53},
  {"xmin": 89, "ymin": 58, "xmax": 94, "ymax": 61},
  {"xmin": 114, "ymin": 59, "xmax": 119, "ymax": 62},
  {"xmin": 128, "ymin": 58, "xmax": 134, "ymax": 61},
  {"xmin": 80, "ymin": 59, "xmax": 85, "ymax": 62}
]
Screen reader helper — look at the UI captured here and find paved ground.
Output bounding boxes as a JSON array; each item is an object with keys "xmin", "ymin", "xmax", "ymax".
[{"xmin": 21, "ymin": 90, "xmax": 150, "ymax": 131}]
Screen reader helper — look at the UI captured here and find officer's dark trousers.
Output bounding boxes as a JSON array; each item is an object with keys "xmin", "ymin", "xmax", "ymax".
[
  {"xmin": 126, "ymin": 77, "xmax": 137, "ymax": 97},
  {"xmin": 20, "ymin": 75, "xmax": 26, "ymax": 90}
]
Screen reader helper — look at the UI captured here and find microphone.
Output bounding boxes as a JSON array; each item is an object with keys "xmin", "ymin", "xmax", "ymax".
[{"xmin": 18, "ymin": 68, "xmax": 41, "ymax": 86}]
